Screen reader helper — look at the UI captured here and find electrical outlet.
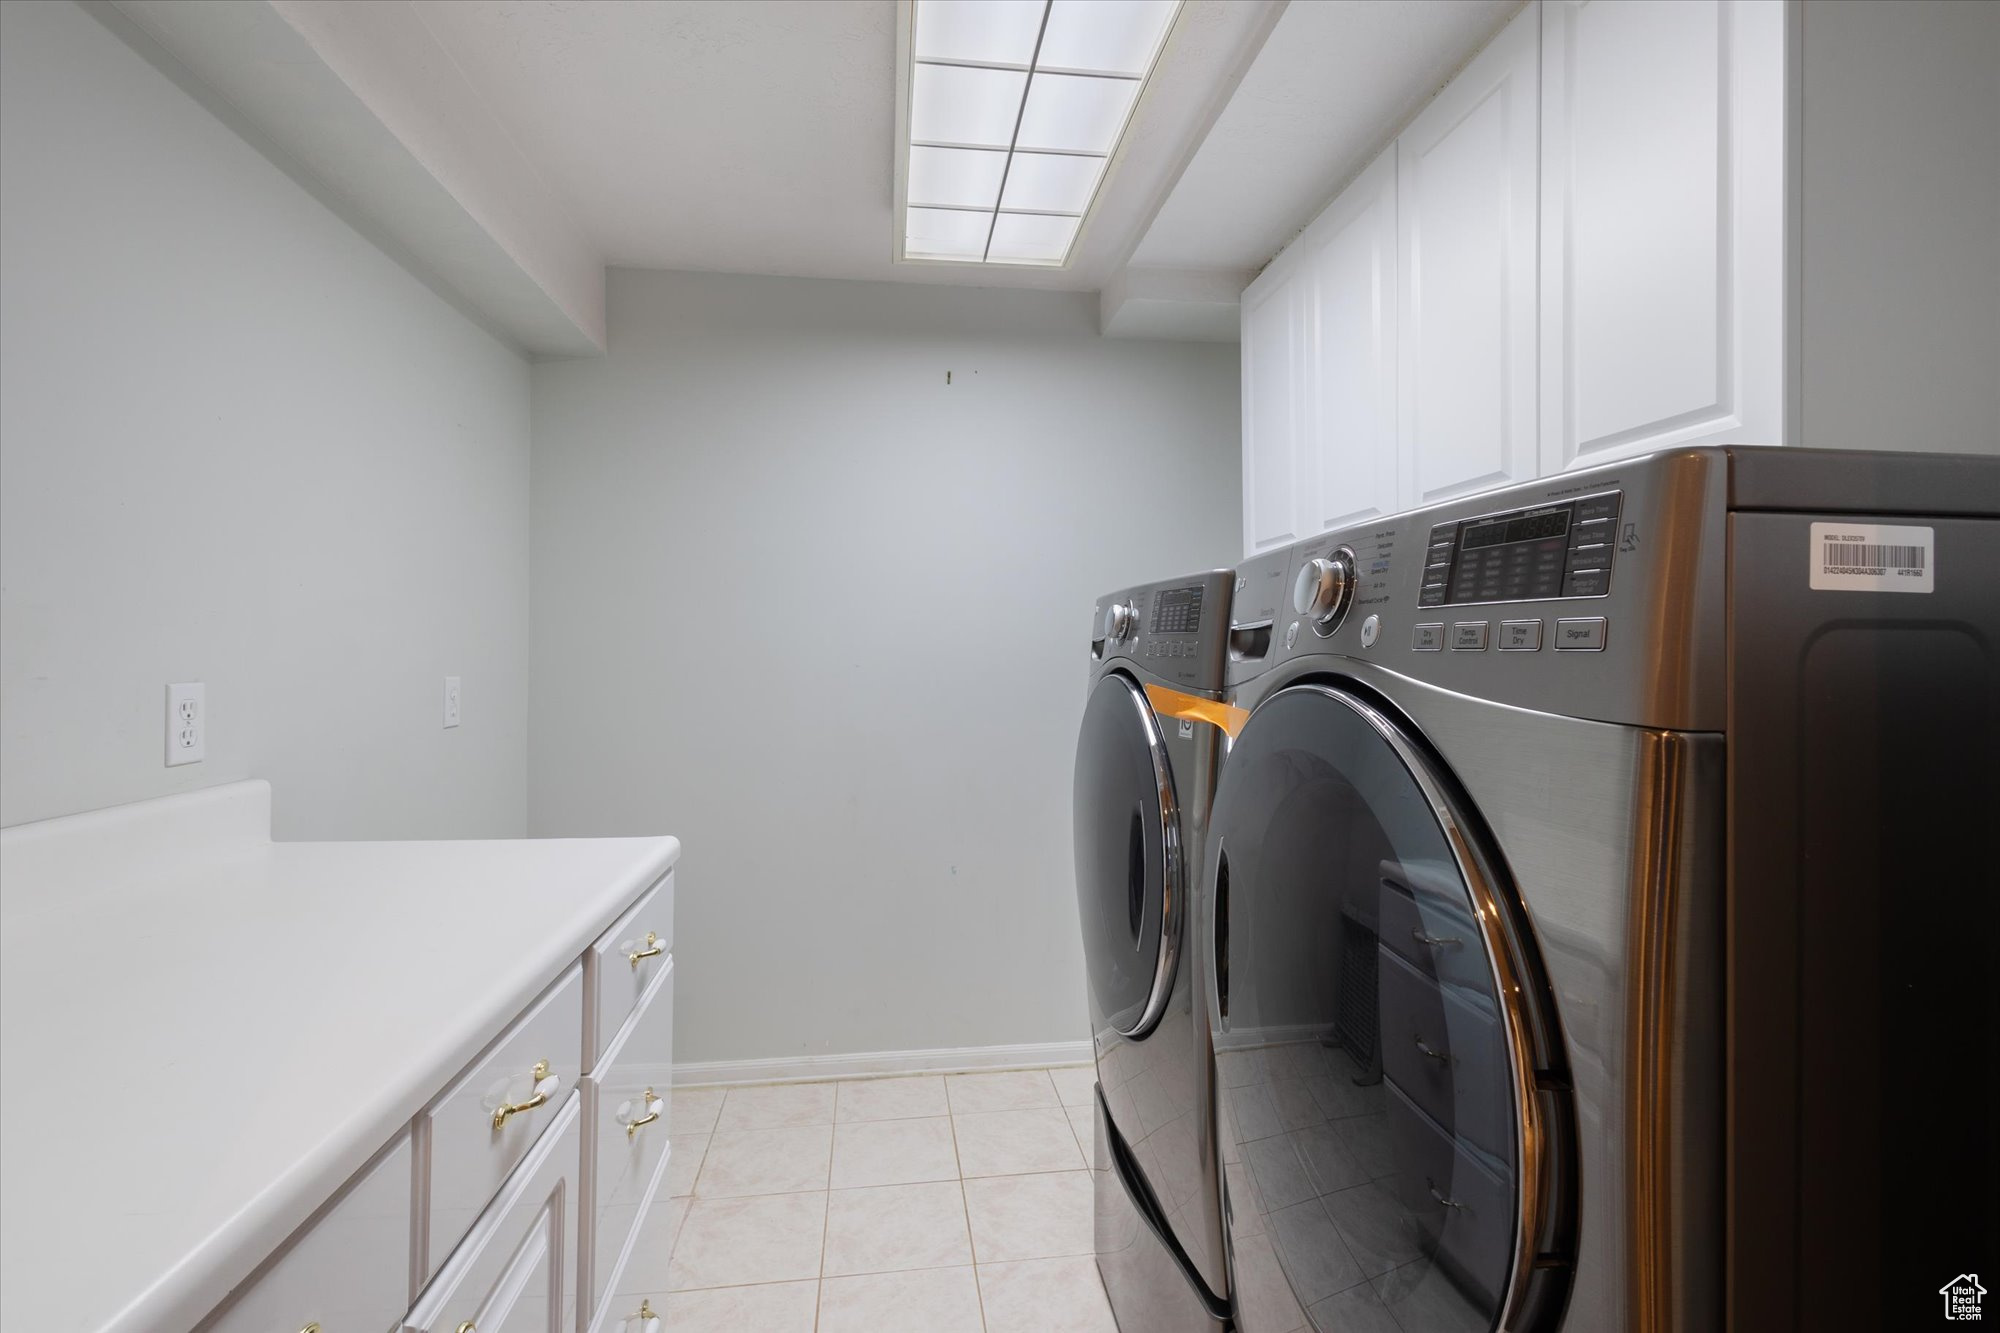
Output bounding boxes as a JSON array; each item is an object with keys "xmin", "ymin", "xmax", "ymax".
[
  {"xmin": 166, "ymin": 682, "xmax": 205, "ymax": 766},
  {"xmin": 443, "ymin": 675, "xmax": 461, "ymax": 729}
]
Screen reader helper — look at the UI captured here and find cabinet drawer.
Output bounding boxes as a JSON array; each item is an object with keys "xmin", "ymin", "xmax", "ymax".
[
  {"xmin": 1378, "ymin": 860, "xmax": 1488, "ymax": 994},
  {"xmin": 586, "ymin": 872, "xmax": 674, "ymax": 1070},
  {"xmin": 584, "ymin": 958, "xmax": 676, "ymax": 1324},
  {"xmin": 1385, "ymin": 1080, "xmax": 1512, "ymax": 1308},
  {"xmin": 199, "ymin": 1133, "xmax": 413, "ymax": 1333},
  {"xmin": 423, "ymin": 964, "xmax": 584, "ymax": 1279},
  {"xmin": 1378, "ymin": 947, "xmax": 1510, "ymax": 1158},
  {"xmin": 407, "ymin": 1093, "xmax": 582, "ymax": 1333}
]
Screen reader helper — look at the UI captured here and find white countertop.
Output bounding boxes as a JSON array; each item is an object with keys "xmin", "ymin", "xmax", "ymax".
[{"xmin": 0, "ymin": 782, "xmax": 679, "ymax": 1333}]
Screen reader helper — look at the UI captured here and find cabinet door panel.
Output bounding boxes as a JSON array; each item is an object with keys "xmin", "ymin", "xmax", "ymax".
[
  {"xmin": 1397, "ymin": 4, "xmax": 1540, "ymax": 508},
  {"xmin": 1241, "ymin": 261, "xmax": 1306, "ymax": 557},
  {"xmin": 1305, "ymin": 149, "xmax": 1399, "ymax": 533},
  {"xmin": 1539, "ymin": 0, "xmax": 1785, "ymax": 469}
]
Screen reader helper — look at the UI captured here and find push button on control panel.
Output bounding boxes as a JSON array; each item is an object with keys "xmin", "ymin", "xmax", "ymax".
[
  {"xmin": 1498, "ymin": 620, "xmax": 1542, "ymax": 651},
  {"xmin": 1554, "ymin": 617, "xmax": 1609, "ymax": 651},
  {"xmin": 1451, "ymin": 622, "xmax": 1490, "ymax": 651},
  {"xmin": 1412, "ymin": 624, "xmax": 1444, "ymax": 651}
]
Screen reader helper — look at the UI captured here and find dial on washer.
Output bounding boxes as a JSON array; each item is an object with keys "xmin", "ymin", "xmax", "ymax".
[{"xmin": 1292, "ymin": 549, "xmax": 1356, "ymax": 633}]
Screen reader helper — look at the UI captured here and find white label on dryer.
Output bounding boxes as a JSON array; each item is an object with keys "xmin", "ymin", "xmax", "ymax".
[{"xmin": 1809, "ymin": 522, "xmax": 1933, "ymax": 593}]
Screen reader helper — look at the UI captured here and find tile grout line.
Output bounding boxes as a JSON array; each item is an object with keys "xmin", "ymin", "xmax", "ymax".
[{"xmin": 945, "ymin": 1084, "xmax": 991, "ymax": 1331}]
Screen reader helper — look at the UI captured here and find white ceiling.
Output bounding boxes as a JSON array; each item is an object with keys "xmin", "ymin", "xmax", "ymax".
[
  {"xmin": 110, "ymin": 0, "xmax": 1528, "ymax": 350},
  {"xmin": 409, "ymin": 0, "xmax": 1278, "ymax": 291},
  {"xmin": 1134, "ymin": 0, "xmax": 1520, "ymax": 272}
]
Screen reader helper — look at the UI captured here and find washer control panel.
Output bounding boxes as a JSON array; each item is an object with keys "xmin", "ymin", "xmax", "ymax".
[{"xmin": 1092, "ymin": 570, "xmax": 1233, "ymax": 693}]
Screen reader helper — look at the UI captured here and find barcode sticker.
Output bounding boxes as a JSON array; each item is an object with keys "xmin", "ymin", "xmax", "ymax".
[{"xmin": 1808, "ymin": 522, "xmax": 1934, "ymax": 593}]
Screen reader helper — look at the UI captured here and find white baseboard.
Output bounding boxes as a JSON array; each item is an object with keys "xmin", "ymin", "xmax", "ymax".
[{"xmin": 673, "ymin": 1039, "xmax": 1094, "ymax": 1088}]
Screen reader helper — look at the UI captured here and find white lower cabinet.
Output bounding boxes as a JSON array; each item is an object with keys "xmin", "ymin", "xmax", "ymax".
[
  {"xmin": 422, "ymin": 966, "xmax": 585, "ymax": 1282},
  {"xmin": 407, "ymin": 1096, "xmax": 582, "ymax": 1333},
  {"xmin": 197, "ymin": 1134, "xmax": 414, "ymax": 1333},
  {"xmin": 184, "ymin": 868, "xmax": 677, "ymax": 1333},
  {"xmin": 582, "ymin": 957, "xmax": 677, "ymax": 1331}
]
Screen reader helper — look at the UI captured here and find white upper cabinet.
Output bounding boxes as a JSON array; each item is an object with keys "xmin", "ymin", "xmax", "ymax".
[
  {"xmin": 1538, "ymin": 0, "xmax": 1787, "ymax": 471},
  {"xmin": 1302, "ymin": 149, "xmax": 1400, "ymax": 535},
  {"xmin": 1395, "ymin": 4, "xmax": 1541, "ymax": 509},
  {"xmin": 1235, "ymin": 0, "xmax": 1797, "ymax": 555},
  {"xmin": 1241, "ymin": 255, "xmax": 1309, "ymax": 554}
]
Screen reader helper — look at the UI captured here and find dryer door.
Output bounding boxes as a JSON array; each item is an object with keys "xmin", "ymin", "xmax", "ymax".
[
  {"xmin": 1074, "ymin": 671, "xmax": 1182, "ymax": 1040},
  {"xmin": 1207, "ymin": 683, "xmax": 1564, "ymax": 1333}
]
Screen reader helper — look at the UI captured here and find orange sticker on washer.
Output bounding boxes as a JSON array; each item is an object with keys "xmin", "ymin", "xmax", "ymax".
[{"xmin": 1143, "ymin": 683, "xmax": 1249, "ymax": 738}]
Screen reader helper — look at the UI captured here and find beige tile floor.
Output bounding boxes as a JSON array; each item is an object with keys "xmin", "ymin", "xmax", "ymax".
[{"xmin": 611, "ymin": 1064, "xmax": 1116, "ymax": 1333}]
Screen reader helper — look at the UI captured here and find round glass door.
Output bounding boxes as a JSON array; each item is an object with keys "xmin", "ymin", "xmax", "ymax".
[
  {"xmin": 1074, "ymin": 671, "xmax": 1181, "ymax": 1040},
  {"xmin": 1207, "ymin": 684, "xmax": 1558, "ymax": 1332}
]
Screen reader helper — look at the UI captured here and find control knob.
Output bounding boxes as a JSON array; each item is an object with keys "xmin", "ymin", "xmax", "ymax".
[
  {"xmin": 1102, "ymin": 601, "xmax": 1137, "ymax": 643},
  {"xmin": 1292, "ymin": 549, "xmax": 1356, "ymax": 631}
]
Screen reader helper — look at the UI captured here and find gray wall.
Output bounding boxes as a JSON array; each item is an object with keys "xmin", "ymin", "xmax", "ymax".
[
  {"xmin": 1801, "ymin": 0, "xmax": 2000, "ymax": 455},
  {"xmin": 0, "ymin": 0, "xmax": 532, "ymax": 837},
  {"xmin": 530, "ymin": 269, "xmax": 1240, "ymax": 1064}
]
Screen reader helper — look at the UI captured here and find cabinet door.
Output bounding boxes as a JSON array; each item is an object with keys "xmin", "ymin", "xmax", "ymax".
[
  {"xmin": 1396, "ymin": 3, "xmax": 1540, "ymax": 508},
  {"xmin": 1301, "ymin": 148, "xmax": 1400, "ymax": 534},
  {"xmin": 1538, "ymin": 0, "xmax": 1786, "ymax": 471},
  {"xmin": 1240, "ymin": 256, "xmax": 1308, "ymax": 557}
]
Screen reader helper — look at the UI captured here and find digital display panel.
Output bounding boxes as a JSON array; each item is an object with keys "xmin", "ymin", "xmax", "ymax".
[
  {"xmin": 1151, "ymin": 586, "xmax": 1203, "ymax": 634},
  {"xmin": 1460, "ymin": 507, "xmax": 1571, "ymax": 550},
  {"xmin": 1417, "ymin": 490, "xmax": 1621, "ymax": 608}
]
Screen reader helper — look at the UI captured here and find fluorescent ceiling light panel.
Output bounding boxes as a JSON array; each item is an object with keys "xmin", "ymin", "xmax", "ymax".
[
  {"xmin": 1015, "ymin": 73, "xmax": 1139, "ymax": 153},
  {"xmin": 910, "ymin": 63, "xmax": 1027, "ymax": 148},
  {"xmin": 1037, "ymin": 0, "xmax": 1179, "ymax": 76},
  {"xmin": 913, "ymin": 0, "xmax": 1046, "ymax": 66},
  {"xmin": 988, "ymin": 211, "xmax": 1080, "ymax": 263},
  {"xmin": 909, "ymin": 146, "xmax": 1009, "ymax": 208},
  {"xmin": 899, "ymin": 0, "xmax": 1181, "ymax": 267},
  {"xmin": 907, "ymin": 207, "xmax": 995, "ymax": 260},
  {"xmin": 1000, "ymin": 151, "xmax": 1104, "ymax": 213}
]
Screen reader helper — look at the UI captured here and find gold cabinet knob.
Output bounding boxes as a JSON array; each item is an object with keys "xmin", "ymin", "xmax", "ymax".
[
  {"xmin": 625, "ymin": 1087, "xmax": 663, "ymax": 1138},
  {"xmin": 628, "ymin": 931, "xmax": 664, "ymax": 968},
  {"xmin": 491, "ymin": 1060, "xmax": 555, "ymax": 1129}
]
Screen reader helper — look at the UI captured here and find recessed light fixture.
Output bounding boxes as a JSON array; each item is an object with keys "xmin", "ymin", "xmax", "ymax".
[{"xmin": 896, "ymin": 0, "xmax": 1182, "ymax": 268}]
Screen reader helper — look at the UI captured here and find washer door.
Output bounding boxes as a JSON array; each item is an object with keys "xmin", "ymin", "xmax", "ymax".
[
  {"xmin": 1208, "ymin": 684, "xmax": 1561, "ymax": 1332},
  {"xmin": 1074, "ymin": 671, "xmax": 1182, "ymax": 1040}
]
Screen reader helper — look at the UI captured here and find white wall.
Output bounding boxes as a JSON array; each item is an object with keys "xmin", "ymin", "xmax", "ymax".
[
  {"xmin": 0, "ymin": 0, "xmax": 532, "ymax": 838},
  {"xmin": 1801, "ymin": 0, "xmax": 2000, "ymax": 454},
  {"xmin": 531, "ymin": 269, "xmax": 1240, "ymax": 1065}
]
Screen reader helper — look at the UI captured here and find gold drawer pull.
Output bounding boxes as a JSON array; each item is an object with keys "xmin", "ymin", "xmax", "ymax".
[
  {"xmin": 628, "ymin": 931, "xmax": 663, "ymax": 969},
  {"xmin": 491, "ymin": 1060, "xmax": 555, "ymax": 1129},
  {"xmin": 625, "ymin": 1087, "xmax": 662, "ymax": 1138},
  {"xmin": 301, "ymin": 1325, "xmax": 322, "ymax": 1333},
  {"xmin": 457, "ymin": 1322, "xmax": 478, "ymax": 1333}
]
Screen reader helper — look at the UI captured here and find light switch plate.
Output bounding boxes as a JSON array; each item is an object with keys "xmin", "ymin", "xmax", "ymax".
[
  {"xmin": 443, "ymin": 675, "xmax": 461, "ymax": 728},
  {"xmin": 166, "ymin": 682, "xmax": 205, "ymax": 765}
]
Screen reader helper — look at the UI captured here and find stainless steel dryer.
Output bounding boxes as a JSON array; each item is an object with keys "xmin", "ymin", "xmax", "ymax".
[
  {"xmin": 1203, "ymin": 447, "xmax": 1999, "ymax": 1333},
  {"xmin": 1075, "ymin": 570, "xmax": 1235, "ymax": 1332}
]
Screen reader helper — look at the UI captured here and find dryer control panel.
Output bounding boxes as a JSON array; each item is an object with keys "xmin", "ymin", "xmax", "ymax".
[
  {"xmin": 1419, "ymin": 490, "xmax": 1623, "ymax": 608},
  {"xmin": 1230, "ymin": 449, "xmax": 1734, "ymax": 732}
]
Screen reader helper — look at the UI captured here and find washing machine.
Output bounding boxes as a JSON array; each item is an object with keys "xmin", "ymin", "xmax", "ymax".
[
  {"xmin": 1075, "ymin": 570, "xmax": 1235, "ymax": 1332},
  {"xmin": 1202, "ymin": 446, "xmax": 1999, "ymax": 1333}
]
